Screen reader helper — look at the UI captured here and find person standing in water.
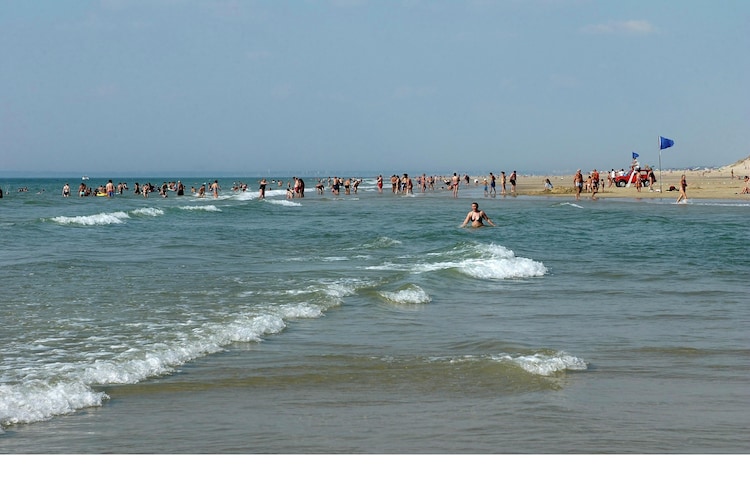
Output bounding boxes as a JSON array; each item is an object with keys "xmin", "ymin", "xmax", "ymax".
[
  {"xmin": 460, "ymin": 202, "xmax": 495, "ymax": 228},
  {"xmin": 677, "ymin": 174, "xmax": 688, "ymax": 203},
  {"xmin": 403, "ymin": 173, "xmax": 413, "ymax": 195}
]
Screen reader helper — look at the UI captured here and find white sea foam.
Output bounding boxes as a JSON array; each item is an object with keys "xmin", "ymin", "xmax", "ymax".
[
  {"xmin": 50, "ymin": 211, "xmax": 130, "ymax": 225},
  {"xmin": 277, "ymin": 303, "xmax": 325, "ymax": 319},
  {"xmin": 267, "ymin": 199, "xmax": 302, "ymax": 207},
  {"xmin": 457, "ymin": 254, "xmax": 547, "ymax": 279},
  {"xmin": 233, "ymin": 190, "xmax": 259, "ymax": 201},
  {"xmin": 457, "ymin": 243, "xmax": 547, "ymax": 279},
  {"xmin": 379, "ymin": 284, "xmax": 432, "ymax": 304},
  {"xmin": 234, "ymin": 189, "xmax": 287, "ymax": 201},
  {"xmin": 366, "ymin": 242, "xmax": 547, "ymax": 280},
  {"xmin": 50, "ymin": 208, "xmax": 164, "ymax": 226},
  {"xmin": 322, "ymin": 280, "xmax": 359, "ymax": 302},
  {"xmin": 493, "ymin": 352, "xmax": 588, "ymax": 376},
  {"xmin": 131, "ymin": 207, "xmax": 164, "ymax": 217},
  {"xmin": 1, "ymin": 312, "xmax": 284, "ymax": 426},
  {"xmin": 0, "ymin": 278, "xmax": 365, "ymax": 428},
  {"xmin": 428, "ymin": 351, "xmax": 588, "ymax": 377},
  {"xmin": 180, "ymin": 205, "xmax": 221, "ymax": 212},
  {"xmin": 222, "ymin": 314, "xmax": 286, "ymax": 343},
  {"xmin": 0, "ymin": 380, "xmax": 108, "ymax": 426}
]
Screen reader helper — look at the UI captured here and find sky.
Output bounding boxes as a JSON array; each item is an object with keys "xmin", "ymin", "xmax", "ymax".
[{"xmin": 1, "ymin": 0, "xmax": 748, "ymax": 178}]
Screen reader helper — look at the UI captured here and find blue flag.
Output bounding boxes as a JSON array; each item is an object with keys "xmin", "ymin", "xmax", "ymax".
[
  {"xmin": 632, "ymin": 152, "xmax": 639, "ymax": 159},
  {"xmin": 659, "ymin": 136, "xmax": 674, "ymax": 150}
]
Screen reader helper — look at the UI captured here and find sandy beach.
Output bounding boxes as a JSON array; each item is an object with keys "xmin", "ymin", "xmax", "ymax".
[{"xmin": 471, "ymin": 155, "xmax": 750, "ymax": 200}]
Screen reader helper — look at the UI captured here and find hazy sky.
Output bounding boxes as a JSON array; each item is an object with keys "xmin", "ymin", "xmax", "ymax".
[{"xmin": 1, "ymin": 0, "xmax": 748, "ymax": 177}]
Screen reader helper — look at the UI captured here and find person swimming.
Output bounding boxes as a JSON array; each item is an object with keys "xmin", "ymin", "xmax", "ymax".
[{"xmin": 460, "ymin": 202, "xmax": 495, "ymax": 228}]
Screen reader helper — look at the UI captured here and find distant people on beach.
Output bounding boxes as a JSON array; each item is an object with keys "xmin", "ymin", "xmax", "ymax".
[
  {"xmin": 677, "ymin": 174, "xmax": 688, "ymax": 203},
  {"xmin": 591, "ymin": 169, "xmax": 600, "ymax": 199},
  {"xmin": 25, "ymin": 167, "xmax": 750, "ymax": 206},
  {"xmin": 460, "ymin": 202, "xmax": 495, "ymax": 228}
]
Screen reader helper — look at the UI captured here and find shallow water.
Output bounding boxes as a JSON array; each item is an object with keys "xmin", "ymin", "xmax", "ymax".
[{"xmin": 1, "ymin": 178, "xmax": 748, "ymax": 453}]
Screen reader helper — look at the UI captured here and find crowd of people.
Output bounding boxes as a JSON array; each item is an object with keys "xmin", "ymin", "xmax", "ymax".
[
  {"xmin": 66, "ymin": 180, "xmax": 128, "ymax": 197},
  {"xmin": 41, "ymin": 165, "xmax": 701, "ymax": 205},
  {"xmin": 67, "ymin": 179, "xmax": 225, "ymax": 198},
  {"xmin": 573, "ymin": 169, "xmax": 601, "ymax": 200},
  {"xmin": 53, "ymin": 173, "xmax": 516, "ymax": 201},
  {"xmin": 7, "ymin": 164, "xmax": 746, "ymax": 205}
]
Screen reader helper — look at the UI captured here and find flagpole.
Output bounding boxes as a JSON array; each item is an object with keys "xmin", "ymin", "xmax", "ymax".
[
  {"xmin": 657, "ymin": 136, "xmax": 674, "ymax": 197},
  {"xmin": 658, "ymin": 136, "xmax": 663, "ymax": 195}
]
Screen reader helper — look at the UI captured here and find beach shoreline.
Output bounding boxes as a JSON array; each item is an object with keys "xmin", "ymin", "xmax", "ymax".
[
  {"xmin": 469, "ymin": 160, "xmax": 750, "ymax": 201},
  {"xmin": 3, "ymin": 157, "xmax": 749, "ymax": 202}
]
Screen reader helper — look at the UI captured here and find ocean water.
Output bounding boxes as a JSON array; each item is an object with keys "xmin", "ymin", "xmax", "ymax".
[{"xmin": 1, "ymin": 177, "xmax": 748, "ymax": 453}]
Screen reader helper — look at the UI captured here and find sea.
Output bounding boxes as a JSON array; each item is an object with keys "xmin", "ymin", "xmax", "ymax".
[{"xmin": 1, "ymin": 176, "xmax": 749, "ymax": 457}]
